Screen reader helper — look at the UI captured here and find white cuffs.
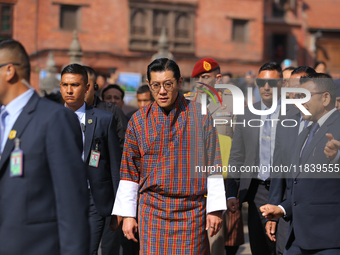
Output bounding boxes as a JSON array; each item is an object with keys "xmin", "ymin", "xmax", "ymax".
[
  {"xmin": 113, "ymin": 177, "xmax": 227, "ymax": 216},
  {"xmin": 206, "ymin": 176, "xmax": 227, "ymax": 213},
  {"xmin": 112, "ymin": 180, "xmax": 138, "ymax": 217},
  {"xmin": 278, "ymin": 205, "xmax": 286, "ymax": 217}
]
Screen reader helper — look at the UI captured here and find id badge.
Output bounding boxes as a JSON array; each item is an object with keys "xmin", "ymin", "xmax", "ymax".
[
  {"xmin": 10, "ymin": 149, "xmax": 23, "ymax": 177},
  {"xmin": 89, "ymin": 150, "xmax": 100, "ymax": 168}
]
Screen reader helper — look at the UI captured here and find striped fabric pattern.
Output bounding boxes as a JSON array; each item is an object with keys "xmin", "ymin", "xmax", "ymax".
[
  {"xmin": 121, "ymin": 94, "xmax": 221, "ymax": 254},
  {"xmin": 225, "ymin": 206, "xmax": 244, "ymax": 246}
]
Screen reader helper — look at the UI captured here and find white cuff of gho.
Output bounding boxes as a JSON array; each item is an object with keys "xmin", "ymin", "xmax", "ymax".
[
  {"xmin": 111, "ymin": 180, "xmax": 138, "ymax": 217},
  {"xmin": 207, "ymin": 175, "xmax": 227, "ymax": 214}
]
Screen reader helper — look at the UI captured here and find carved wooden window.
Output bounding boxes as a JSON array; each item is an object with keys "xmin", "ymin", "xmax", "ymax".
[
  {"xmin": 60, "ymin": 4, "xmax": 81, "ymax": 31},
  {"xmin": 232, "ymin": 19, "xmax": 249, "ymax": 43},
  {"xmin": 0, "ymin": 4, "xmax": 13, "ymax": 40},
  {"xmin": 129, "ymin": 1, "xmax": 195, "ymax": 54},
  {"xmin": 153, "ymin": 11, "xmax": 168, "ymax": 36},
  {"xmin": 131, "ymin": 9, "xmax": 146, "ymax": 35},
  {"xmin": 175, "ymin": 13, "xmax": 189, "ymax": 38}
]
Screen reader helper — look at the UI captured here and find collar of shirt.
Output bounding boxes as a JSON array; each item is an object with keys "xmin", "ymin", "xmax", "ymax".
[
  {"xmin": 299, "ymin": 112, "xmax": 304, "ymax": 122},
  {"xmin": 74, "ymin": 102, "xmax": 86, "ymax": 125},
  {"xmin": 258, "ymin": 98, "xmax": 281, "ymax": 175},
  {"xmin": 0, "ymin": 89, "xmax": 34, "ymax": 152},
  {"xmin": 317, "ymin": 108, "xmax": 337, "ymax": 127},
  {"xmin": 1, "ymin": 89, "xmax": 34, "ymax": 117},
  {"xmin": 299, "ymin": 113, "xmax": 311, "ymax": 134},
  {"xmin": 260, "ymin": 98, "xmax": 281, "ymax": 115}
]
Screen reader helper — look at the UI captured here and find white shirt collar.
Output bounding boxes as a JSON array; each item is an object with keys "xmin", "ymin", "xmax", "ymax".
[
  {"xmin": 1, "ymin": 89, "xmax": 34, "ymax": 116},
  {"xmin": 74, "ymin": 103, "xmax": 86, "ymax": 122},
  {"xmin": 260, "ymin": 98, "xmax": 281, "ymax": 113},
  {"xmin": 317, "ymin": 108, "xmax": 337, "ymax": 127}
]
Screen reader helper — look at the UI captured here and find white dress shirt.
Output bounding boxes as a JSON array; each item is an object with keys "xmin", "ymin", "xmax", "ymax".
[
  {"xmin": 74, "ymin": 103, "xmax": 86, "ymax": 161},
  {"xmin": 258, "ymin": 99, "xmax": 281, "ymax": 179},
  {"xmin": 0, "ymin": 89, "xmax": 34, "ymax": 153}
]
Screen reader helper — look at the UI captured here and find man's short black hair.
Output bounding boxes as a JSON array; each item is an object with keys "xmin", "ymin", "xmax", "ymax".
[
  {"xmin": 300, "ymin": 73, "xmax": 336, "ymax": 105},
  {"xmin": 61, "ymin": 64, "xmax": 88, "ymax": 85},
  {"xmin": 108, "ymin": 68, "xmax": 117, "ymax": 75},
  {"xmin": 137, "ymin": 85, "xmax": 154, "ymax": 101},
  {"xmin": 102, "ymin": 84, "xmax": 125, "ymax": 100},
  {"xmin": 314, "ymin": 61, "xmax": 326, "ymax": 69},
  {"xmin": 97, "ymin": 73, "xmax": 106, "ymax": 79},
  {"xmin": 0, "ymin": 39, "xmax": 30, "ymax": 82},
  {"xmin": 222, "ymin": 72, "xmax": 232, "ymax": 78},
  {"xmin": 147, "ymin": 58, "xmax": 181, "ymax": 82},
  {"xmin": 291, "ymin": 66, "xmax": 316, "ymax": 76},
  {"xmin": 137, "ymin": 84, "xmax": 151, "ymax": 94},
  {"xmin": 283, "ymin": 66, "xmax": 296, "ymax": 72},
  {"xmin": 83, "ymin": 65, "xmax": 96, "ymax": 80},
  {"xmin": 258, "ymin": 62, "xmax": 283, "ymax": 78}
]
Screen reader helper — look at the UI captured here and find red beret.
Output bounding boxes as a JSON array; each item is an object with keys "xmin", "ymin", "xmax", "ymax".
[{"xmin": 191, "ymin": 57, "xmax": 219, "ymax": 78}]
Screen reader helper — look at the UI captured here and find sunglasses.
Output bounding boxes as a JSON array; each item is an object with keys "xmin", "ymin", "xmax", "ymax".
[
  {"xmin": 255, "ymin": 78, "xmax": 281, "ymax": 88},
  {"xmin": 0, "ymin": 62, "xmax": 20, "ymax": 69},
  {"xmin": 294, "ymin": 91, "xmax": 326, "ymax": 99}
]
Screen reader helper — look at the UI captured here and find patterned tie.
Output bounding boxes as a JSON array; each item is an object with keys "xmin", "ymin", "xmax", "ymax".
[
  {"xmin": 259, "ymin": 113, "xmax": 271, "ymax": 180},
  {"xmin": 0, "ymin": 109, "xmax": 8, "ymax": 155},
  {"xmin": 300, "ymin": 122, "xmax": 319, "ymax": 163}
]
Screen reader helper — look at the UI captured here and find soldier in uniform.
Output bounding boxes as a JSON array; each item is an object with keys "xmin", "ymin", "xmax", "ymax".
[
  {"xmin": 188, "ymin": 58, "xmax": 244, "ymax": 255},
  {"xmin": 186, "ymin": 58, "xmax": 236, "ymax": 137}
]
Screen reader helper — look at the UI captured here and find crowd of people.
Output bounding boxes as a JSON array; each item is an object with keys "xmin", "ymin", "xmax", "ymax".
[{"xmin": 0, "ymin": 38, "xmax": 340, "ymax": 255}]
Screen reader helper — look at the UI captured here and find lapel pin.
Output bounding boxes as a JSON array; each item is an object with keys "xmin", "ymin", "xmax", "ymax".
[
  {"xmin": 8, "ymin": 130, "xmax": 17, "ymax": 140},
  {"xmin": 88, "ymin": 119, "xmax": 93, "ymax": 124}
]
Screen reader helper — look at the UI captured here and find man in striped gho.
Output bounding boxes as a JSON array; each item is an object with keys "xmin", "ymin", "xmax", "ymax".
[{"xmin": 112, "ymin": 58, "xmax": 227, "ymax": 254}]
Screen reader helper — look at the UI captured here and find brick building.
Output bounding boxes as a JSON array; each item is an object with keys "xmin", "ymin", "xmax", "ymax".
[{"xmin": 1, "ymin": 0, "xmax": 340, "ymax": 90}]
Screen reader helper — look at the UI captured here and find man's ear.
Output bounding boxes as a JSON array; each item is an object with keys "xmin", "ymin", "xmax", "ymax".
[
  {"xmin": 215, "ymin": 74, "xmax": 222, "ymax": 84},
  {"xmin": 323, "ymin": 92, "xmax": 332, "ymax": 107},
  {"xmin": 5, "ymin": 64, "xmax": 15, "ymax": 82},
  {"xmin": 85, "ymin": 83, "xmax": 90, "ymax": 94},
  {"xmin": 177, "ymin": 77, "xmax": 183, "ymax": 90},
  {"xmin": 146, "ymin": 79, "xmax": 153, "ymax": 91}
]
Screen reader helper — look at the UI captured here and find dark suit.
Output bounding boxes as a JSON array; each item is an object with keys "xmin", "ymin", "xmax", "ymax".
[
  {"xmin": 269, "ymin": 107, "xmax": 300, "ymax": 255},
  {"xmin": 281, "ymin": 110, "xmax": 340, "ymax": 253},
  {"xmin": 83, "ymin": 104, "xmax": 122, "ymax": 254},
  {"xmin": 269, "ymin": 109, "xmax": 300, "ymax": 205},
  {"xmin": 228, "ymin": 101, "xmax": 291, "ymax": 255},
  {"xmin": 93, "ymin": 95, "xmax": 127, "ymax": 151},
  {"xmin": 0, "ymin": 92, "xmax": 90, "ymax": 255},
  {"xmin": 93, "ymin": 98, "xmax": 138, "ymax": 255}
]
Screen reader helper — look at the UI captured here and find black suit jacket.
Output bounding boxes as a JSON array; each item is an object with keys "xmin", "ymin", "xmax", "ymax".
[
  {"xmin": 227, "ymin": 101, "xmax": 292, "ymax": 205},
  {"xmin": 281, "ymin": 110, "xmax": 340, "ymax": 250},
  {"xmin": 84, "ymin": 104, "xmax": 121, "ymax": 217},
  {"xmin": 93, "ymin": 95, "xmax": 127, "ymax": 151},
  {"xmin": 0, "ymin": 92, "xmax": 89, "ymax": 255},
  {"xmin": 268, "ymin": 107, "xmax": 300, "ymax": 205}
]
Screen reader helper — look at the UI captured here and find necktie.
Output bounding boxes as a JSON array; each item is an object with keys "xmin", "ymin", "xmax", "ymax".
[
  {"xmin": 300, "ymin": 122, "xmax": 319, "ymax": 163},
  {"xmin": 259, "ymin": 113, "xmax": 271, "ymax": 180},
  {"xmin": 0, "ymin": 110, "xmax": 8, "ymax": 155},
  {"xmin": 77, "ymin": 115, "xmax": 85, "ymax": 162}
]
